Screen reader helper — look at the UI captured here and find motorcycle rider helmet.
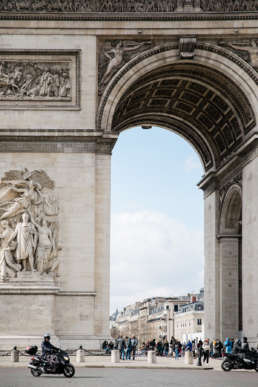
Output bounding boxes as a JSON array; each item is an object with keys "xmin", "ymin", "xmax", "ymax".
[{"xmin": 43, "ymin": 333, "xmax": 51, "ymax": 340}]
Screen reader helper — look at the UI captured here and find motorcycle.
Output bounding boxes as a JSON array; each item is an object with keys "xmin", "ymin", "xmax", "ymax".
[
  {"xmin": 221, "ymin": 350, "xmax": 258, "ymax": 372},
  {"xmin": 25, "ymin": 345, "xmax": 75, "ymax": 378}
]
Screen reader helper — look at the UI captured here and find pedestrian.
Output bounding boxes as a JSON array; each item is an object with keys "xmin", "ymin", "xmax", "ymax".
[
  {"xmin": 163, "ymin": 339, "xmax": 169, "ymax": 357},
  {"xmin": 157, "ymin": 340, "xmax": 163, "ymax": 356},
  {"xmin": 224, "ymin": 337, "xmax": 233, "ymax": 354},
  {"xmin": 119, "ymin": 336, "xmax": 126, "ymax": 360},
  {"xmin": 175, "ymin": 342, "xmax": 179, "ymax": 360},
  {"xmin": 185, "ymin": 340, "xmax": 192, "ymax": 352},
  {"xmin": 126, "ymin": 337, "xmax": 132, "ymax": 360},
  {"xmin": 131, "ymin": 336, "xmax": 138, "ymax": 360},
  {"xmin": 203, "ymin": 339, "xmax": 210, "ymax": 364}
]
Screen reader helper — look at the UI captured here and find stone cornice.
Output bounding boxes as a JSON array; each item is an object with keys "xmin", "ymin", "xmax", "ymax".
[{"xmin": 0, "ymin": 131, "xmax": 118, "ymax": 154}]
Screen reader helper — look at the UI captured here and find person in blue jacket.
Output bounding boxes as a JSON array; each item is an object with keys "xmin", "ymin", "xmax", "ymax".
[{"xmin": 224, "ymin": 337, "xmax": 233, "ymax": 354}]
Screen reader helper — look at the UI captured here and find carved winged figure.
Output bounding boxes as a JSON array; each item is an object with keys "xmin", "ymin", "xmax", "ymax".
[
  {"xmin": 0, "ymin": 179, "xmax": 41, "ymax": 220},
  {"xmin": 101, "ymin": 41, "xmax": 151, "ymax": 87}
]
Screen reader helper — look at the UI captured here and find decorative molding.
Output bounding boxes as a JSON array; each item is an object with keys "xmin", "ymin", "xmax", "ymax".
[
  {"xmin": 0, "ymin": 137, "xmax": 117, "ymax": 154},
  {"xmin": 0, "ymin": 50, "xmax": 80, "ymax": 110},
  {"xmin": 0, "ymin": 0, "xmax": 257, "ymax": 15}
]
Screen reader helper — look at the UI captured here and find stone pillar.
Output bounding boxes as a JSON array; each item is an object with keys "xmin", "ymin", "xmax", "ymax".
[
  {"xmin": 94, "ymin": 150, "xmax": 112, "ymax": 339},
  {"xmin": 242, "ymin": 154, "xmax": 258, "ymax": 345},
  {"xmin": 219, "ymin": 237, "xmax": 239, "ymax": 339},
  {"xmin": 203, "ymin": 190, "xmax": 220, "ymax": 340}
]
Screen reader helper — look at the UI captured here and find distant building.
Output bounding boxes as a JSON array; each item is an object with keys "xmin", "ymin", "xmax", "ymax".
[
  {"xmin": 174, "ymin": 301, "xmax": 204, "ymax": 342},
  {"xmin": 110, "ymin": 289, "xmax": 204, "ymax": 343}
]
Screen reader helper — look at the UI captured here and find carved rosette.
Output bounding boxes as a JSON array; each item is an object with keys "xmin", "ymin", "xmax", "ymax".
[{"xmin": 0, "ymin": 169, "xmax": 60, "ymax": 281}]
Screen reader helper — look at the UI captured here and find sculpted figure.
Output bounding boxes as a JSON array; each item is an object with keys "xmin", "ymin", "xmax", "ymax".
[
  {"xmin": 0, "ymin": 180, "xmax": 41, "ymax": 220},
  {"xmin": 0, "ymin": 220, "xmax": 21, "ymax": 280},
  {"xmin": 9, "ymin": 212, "xmax": 37, "ymax": 272},
  {"xmin": 34, "ymin": 218, "xmax": 53, "ymax": 273},
  {"xmin": 101, "ymin": 41, "xmax": 150, "ymax": 87},
  {"xmin": 0, "ymin": 169, "xmax": 60, "ymax": 278}
]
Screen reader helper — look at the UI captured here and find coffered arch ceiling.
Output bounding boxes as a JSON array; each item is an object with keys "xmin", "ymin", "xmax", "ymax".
[{"xmin": 112, "ymin": 63, "xmax": 256, "ymax": 171}]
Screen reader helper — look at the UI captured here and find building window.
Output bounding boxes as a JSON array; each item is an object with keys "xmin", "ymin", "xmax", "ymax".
[{"xmin": 197, "ymin": 319, "xmax": 202, "ymax": 325}]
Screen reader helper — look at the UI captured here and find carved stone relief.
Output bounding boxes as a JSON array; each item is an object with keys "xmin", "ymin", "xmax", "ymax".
[
  {"xmin": 0, "ymin": 169, "xmax": 60, "ymax": 281},
  {"xmin": 0, "ymin": 0, "xmax": 256, "ymax": 13},
  {"xmin": 0, "ymin": 52, "xmax": 80, "ymax": 110},
  {"xmin": 98, "ymin": 40, "xmax": 153, "ymax": 95},
  {"xmin": 218, "ymin": 40, "xmax": 258, "ymax": 72}
]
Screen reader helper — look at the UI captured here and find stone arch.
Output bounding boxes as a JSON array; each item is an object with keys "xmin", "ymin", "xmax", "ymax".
[
  {"xmin": 220, "ymin": 184, "xmax": 242, "ymax": 234},
  {"xmin": 219, "ymin": 184, "xmax": 242, "ymax": 338},
  {"xmin": 98, "ymin": 43, "xmax": 257, "ymax": 172}
]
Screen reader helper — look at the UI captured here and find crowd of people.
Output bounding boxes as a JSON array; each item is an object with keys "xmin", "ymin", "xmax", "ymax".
[{"xmin": 102, "ymin": 336, "xmax": 252, "ymax": 363}]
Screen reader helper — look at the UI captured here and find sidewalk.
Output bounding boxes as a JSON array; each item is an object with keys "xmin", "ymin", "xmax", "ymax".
[{"xmin": 0, "ymin": 355, "xmax": 218, "ymax": 370}]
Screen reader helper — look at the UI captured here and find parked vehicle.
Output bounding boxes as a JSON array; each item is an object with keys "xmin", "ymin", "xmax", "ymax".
[
  {"xmin": 25, "ymin": 345, "xmax": 75, "ymax": 378},
  {"xmin": 221, "ymin": 350, "xmax": 258, "ymax": 372}
]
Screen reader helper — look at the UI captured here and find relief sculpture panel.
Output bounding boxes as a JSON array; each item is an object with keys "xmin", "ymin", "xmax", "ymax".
[
  {"xmin": 0, "ymin": 0, "xmax": 257, "ymax": 13},
  {"xmin": 0, "ymin": 51, "xmax": 80, "ymax": 110},
  {"xmin": 0, "ymin": 169, "xmax": 60, "ymax": 281}
]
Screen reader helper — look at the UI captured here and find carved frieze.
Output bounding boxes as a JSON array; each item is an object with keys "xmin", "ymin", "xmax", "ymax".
[
  {"xmin": 0, "ymin": 0, "xmax": 257, "ymax": 13},
  {"xmin": 0, "ymin": 51, "xmax": 80, "ymax": 110},
  {"xmin": 0, "ymin": 169, "xmax": 60, "ymax": 281},
  {"xmin": 98, "ymin": 40, "xmax": 153, "ymax": 95}
]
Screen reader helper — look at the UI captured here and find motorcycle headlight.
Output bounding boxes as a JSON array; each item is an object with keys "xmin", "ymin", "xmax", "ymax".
[{"xmin": 63, "ymin": 356, "xmax": 69, "ymax": 361}]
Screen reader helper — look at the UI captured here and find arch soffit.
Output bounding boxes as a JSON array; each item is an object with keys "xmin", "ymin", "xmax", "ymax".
[
  {"xmin": 99, "ymin": 44, "xmax": 258, "ymax": 131},
  {"xmin": 98, "ymin": 44, "xmax": 257, "ymax": 172}
]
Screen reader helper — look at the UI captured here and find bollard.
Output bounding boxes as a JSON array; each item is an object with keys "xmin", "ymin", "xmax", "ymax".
[
  {"xmin": 111, "ymin": 349, "xmax": 120, "ymax": 363},
  {"xmin": 147, "ymin": 350, "xmax": 156, "ymax": 364},
  {"xmin": 76, "ymin": 346, "xmax": 85, "ymax": 363},
  {"xmin": 184, "ymin": 350, "xmax": 193, "ymax": 365},
  {"xmin": 11, "ymin": 347, "xmax": 19, "ymax": 363}
]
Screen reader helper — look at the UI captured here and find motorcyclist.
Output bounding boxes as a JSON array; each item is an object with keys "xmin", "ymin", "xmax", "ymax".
[
  {"xmin": 41, "ymin": 333, "xmax": 59, "ymax": 356},
  {"xmin": 232, "ymin": 338, "xmax": 242, "ymax": 355},
  {"xmin": 41, "ymin": 334, "xmax": 59, "ymax": 370},
  {"xmin": 242, "ymin": 337, "xmax": 249, "ymax": 354}
]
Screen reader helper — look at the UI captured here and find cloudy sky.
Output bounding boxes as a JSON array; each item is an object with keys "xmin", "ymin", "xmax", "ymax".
[{"xmin": 110, "ymin": 126, "xmax": 204, "ymax": 313}]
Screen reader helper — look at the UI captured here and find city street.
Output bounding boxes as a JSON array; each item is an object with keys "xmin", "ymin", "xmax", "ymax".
[{"xmin": 0, "ymin": 368, "xmax": 258, "ymax": 387}]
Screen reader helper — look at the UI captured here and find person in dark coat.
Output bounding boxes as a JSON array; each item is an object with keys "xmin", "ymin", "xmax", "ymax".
[{"xmin": 41, "ymin": 334, "xmax": 58, "ymax": 356}]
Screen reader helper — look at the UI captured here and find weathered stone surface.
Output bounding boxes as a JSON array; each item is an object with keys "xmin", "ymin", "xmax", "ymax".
[{"xmin": 0, "ymin": 3, "xmax": 257, "ymax": 349}]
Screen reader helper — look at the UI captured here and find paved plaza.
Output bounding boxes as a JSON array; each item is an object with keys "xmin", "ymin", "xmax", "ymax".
[{"xmin": 0, "ymin": 367, "xmax": 258, "ymax": 387}]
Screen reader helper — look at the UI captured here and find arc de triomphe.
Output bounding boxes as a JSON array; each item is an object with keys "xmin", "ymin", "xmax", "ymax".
[{"xmin": 0, "ymin": 1, "xmax": 257, "ymax": 349}]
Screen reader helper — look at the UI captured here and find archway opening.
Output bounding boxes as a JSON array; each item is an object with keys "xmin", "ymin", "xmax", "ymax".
[
  {"xmin": 106, "ymin": 54, "xmax": 255, "ymax": 342},
  {"xmin": 110, "ymin": 126, "xmax": 204, "ymax": 342}
]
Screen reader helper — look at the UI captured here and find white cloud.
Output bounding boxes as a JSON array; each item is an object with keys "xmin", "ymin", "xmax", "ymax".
[
  {"xmin": 110, "ymin": 211, "xmax": 204, "ymax": 312},
  {"xmin": 184, "ymin": 155, "xmax": 202, "ymax": 172}
]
